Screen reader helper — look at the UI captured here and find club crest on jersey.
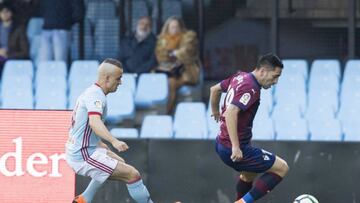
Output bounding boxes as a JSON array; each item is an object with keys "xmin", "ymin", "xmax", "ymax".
[
  {"xmin": 94, "ymin": 100, "xmax": 102, "ymax": 109},
  {"xmin": 239, "ymin": 93, "xmax": 251, "ymax": 105}
]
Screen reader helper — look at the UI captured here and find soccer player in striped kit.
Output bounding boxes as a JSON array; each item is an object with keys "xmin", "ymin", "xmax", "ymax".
[
  {"xmin": 66, "ymin": 58, "xmax": 154, "ymax": 203},
  {"xmin": 210, "ymin": 54, "xmax": 289, "ymax": 203}
]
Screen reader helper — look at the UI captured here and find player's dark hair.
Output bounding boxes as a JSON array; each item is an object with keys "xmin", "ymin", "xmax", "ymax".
[
  {"xmin": 103, "ymin": 58, "xmax": 123, "ymax": 69},
  {"xmin": 256, "ymin": 53, "xmax": 283, "ymax": 70},
  {"xmin": 0, "ymin": 2, "xmax": 15, "ymax": 14}
]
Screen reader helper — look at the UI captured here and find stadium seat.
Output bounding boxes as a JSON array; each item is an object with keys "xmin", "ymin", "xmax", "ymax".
[
  {"xmin": 140, "ymin": 115, "xmax": 173, "ymax": 138},
  {"xmin": 119, "ymin": 73, "xmax": 137, "ymax": 95},
  {"xmin": 282, "ymin": 59, "xmax": 308, "ymax": 81},
  {"xmin": 174, "ymin": 102, "xmax": 208, "ymax": 139},
  {"xmin": 30, "ymin": 35, "xmax": 41, "ymax": 64},
  {"xmin": 310, "ymin": 59, "xmax": 341, "ymax": 79},
  {"xmin": 274, "ymin": 117, "xmax": 309, "ymax": 141},
  {"xmin": 306, "ymin": 105, "xmax": 336, "ymax": 123},
  {"xmin": 308, "ymin": 90, "xmax": 339, "ymax": 113},
  {"xmin": 260, "ymin": 87, "xmax": 274, "ymax": 113},
  {"xmin": 26, "ymin": 18, "xmax": 43, "ymax": 42},
  {"xmin": 272, "ymin": 103, "xmax": 303, "ymax": 124},
  {"xmin": 275, "ymin": 75, "xmax": 306, "ymax": 113},
  {"xmin": 125, "ymin": 0, "xmax": 149, "ymax": 32},
  {"xmin": 94, "ymin": 19, "xmax": 120, "ymax": 60},
  {"xmin": 337, "ymin": 106, "xmax": 360, "ymax": 124},
  {"xmin": 71, "ymin": 19, "xmax": 94, "ymax": 60},
  {"xmin": 36, "ymin": 61, "xmax": 67, "ymax": 86},
  {"xmin": 106, "ymin": 89, "xmax": 135, "ymax": 124},
  {"xmin": 135, "ymin": 73, "xmax": 168, "ymax": 108},
  {"xmin": 35, "ymin": 76, "xmax": 67, "ymax": 110},
  {"xmin": 253, "ymin": 116, "xmax": 275, "ymax": 140},
  {"xmin": 2, "ymin": 60, "xmax": 34, "ymax": 80},
  {"xmin": 69, "ymin": 60, "xmax": 99, "ymax": 85},
  {"xmin": 309, "ymin": 119, "xmax": 342, "ymax": 141},
  {"xmin": 86, "ymin": 1, "xmax": 116, "ymax": 24},
  {"xmin": 342, "ymin": 119, "xmax": 360, "ymax": 142},
  {"xmin": 207, "ymin": 93, "xmax": 226, "ymax": 139},
  {"xmin": 309, "ymin": 74, "xmax": 339, "ymax": 93},
  {"xmin": 161, "ymin": 0, "xmax": 182, "ymax": 22},
  {"xmin": 1, "ymin": 76, "xmax": 33, "ymax": 109},
  {"xmin": 110, "ymin": 128, "xmax": 139, "ymax": 139},
  {"xmin": 340, "ymin": 90, "xmax": 360, "ymax": 107}
]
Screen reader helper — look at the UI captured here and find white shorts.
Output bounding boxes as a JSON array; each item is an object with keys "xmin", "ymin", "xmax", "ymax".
[{"xmin": 66, "ymin": 148, "xmax": 118, "ymax": 183}]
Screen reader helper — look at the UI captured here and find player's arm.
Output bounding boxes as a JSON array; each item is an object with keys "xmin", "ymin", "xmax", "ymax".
[
  {"xmin": 224, "ymin": 104, "xmax": 243, "ymax": 162},
  {"xmin": 89, "ymin": 115, "xmax": 129, "ymax": 152},
  {"xmin": 210, "ymin": 83, "xmax": 222, "ymax": 122}
]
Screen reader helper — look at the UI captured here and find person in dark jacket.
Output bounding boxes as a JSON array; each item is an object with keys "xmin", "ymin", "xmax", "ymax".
[
  {"xmin": 0, "ymin": 3, "xmax": 29, "ymax": 74},
  {"xmin": 38, "ymin": 0, "xmax": 84, "ymax": 62},
  {"xmin": 119, "ymin": 16, "xmax": 157, "ymax": 74}
]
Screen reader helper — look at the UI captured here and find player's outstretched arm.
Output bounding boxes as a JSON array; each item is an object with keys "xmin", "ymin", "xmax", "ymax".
[
  {"xmin": 210, "ymin": 83, "xmax": 222, "ymax": 122},
  {"xmin": 89, "ymin": 114, "xmax": 129, "ymax": 152},
  {"xmin": 224, "ymin": 104, "xmax": 243, "ymax": 162}
]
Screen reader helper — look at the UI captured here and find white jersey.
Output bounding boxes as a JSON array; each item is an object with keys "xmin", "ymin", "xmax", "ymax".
[{"xmin": 66, "ymin": 84, "xmax": 107, "ymax": 162}]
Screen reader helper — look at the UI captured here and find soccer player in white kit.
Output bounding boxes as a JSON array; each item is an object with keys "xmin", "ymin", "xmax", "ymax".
[{"xmin": 66, "ymin": 58, "xmax": 154, "ymax": 203}]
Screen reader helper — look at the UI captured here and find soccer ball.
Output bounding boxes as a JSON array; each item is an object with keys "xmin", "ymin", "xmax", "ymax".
[{"xmin": 293, "ymin": 194, "xmax": 319, "ymax": 203}]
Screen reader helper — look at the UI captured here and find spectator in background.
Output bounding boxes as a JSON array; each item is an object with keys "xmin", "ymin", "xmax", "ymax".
[
  {"xmin": 38, "ymin": 0, "xmax": 84, "ymax": 62},
  {"xmin": 119, "ymin": 16, "xmax": 157, "ymax": 74},
  {"xmin": 0, "ymin": 3, "xmax": 29, "ymax": 73},
  {"xmin": 155, "ymin": 16, "xmax": 200, "ymax": 113}
]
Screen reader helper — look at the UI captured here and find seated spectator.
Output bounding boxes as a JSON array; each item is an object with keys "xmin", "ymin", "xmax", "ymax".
[
  {"xmin": 155, "ymin": 16, "xmax": 200, "ymax": 113},
  {"xmin": 119, "ymin": 16, "xmax": 157, "ymax": 74},
  {"xmin": 38, "ymin": 0, "xmax": 84, "ymax": 62},
  {"xmin": 0, "ymin": 2, "xmax": 29, "ymax": 73}
]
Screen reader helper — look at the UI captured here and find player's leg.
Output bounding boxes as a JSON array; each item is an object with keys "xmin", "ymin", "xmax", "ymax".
[
  {"xmin": 236, "ymin": 156, "xmax": 289, "ymax": 203},
  {"xmin": 110, "ymin": 161, "xmax": 153, "ymax": 203},
  {"xmin": 236, "ymin": 172, "xmax": 257, "ymax": 200},
  {"xmin": 106, "ymin": 150, "xmax": 125, "ymax": 163}
]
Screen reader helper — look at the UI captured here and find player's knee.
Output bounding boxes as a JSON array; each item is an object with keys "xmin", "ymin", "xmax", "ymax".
[
  {"xmin": 279, "ymin": 159, "xmax": 289, "ymax": 176},
  {"xmin": 127, "ymin": 167, "xmax": 141, "ymax": 182},
  {"xmin": 240, "ymin": 173, "xmax": 256, "ymax": 182}
]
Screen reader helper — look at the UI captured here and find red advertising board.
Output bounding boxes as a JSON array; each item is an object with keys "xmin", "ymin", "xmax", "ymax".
[{"xmin": 0, "ymin": 110, "xmax": 75, "ymax": 203}]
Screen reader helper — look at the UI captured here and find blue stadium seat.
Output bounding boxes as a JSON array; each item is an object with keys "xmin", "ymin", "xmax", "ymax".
[
  {"xmin": 2, "ymin": 60, "xmax": 34, "ymax": 79},
  {"xmin": 140, "ymin": 115, "xmax": 173, "ymax": 138},
  {"xmin": 110, "ymin": 128, "xmax": 139, "ymax": 139},
  {"xmin": 282, "ymin": 59, "xmax": 308, "ymax": 81},
  {"xmin": 342, "ymin": 119, "xmax": 360, "ymax": 142},
  {"xmin": 94, "ymin": 19, "xmax": 120, "ymax": 60},
  {"xmin": 119, "ymin": 73, "xmax": 137, "ymax": 95},
  {"xmin": 174, "ymin": 102, "xmax": 208, "ymax": 139},
  {"xmin": 106, "ymin": 89, "xmax": 135, "ymax": 124},
  {"xmin": 272, "ymin": 103, "xmax": 303, "ymax": 124},
  {"xmin": 309, "ymin": 119, "xmax": 342, "ymax": 141},
  {"xmin": 309, "ymin": 74, "xmax": 339, "ymax": 93},
  {"xmin": 337, "ymin": 106, "xmax": 360, "ymax": 124},
  {"xmin": 125, "ymin": 0, "xmax": 149, "ymax": 32},
  {"xmin": 30, "ymin": 35, "xmax": 41, "ymax": 64},
  {"xmin": 161, "ymin": 0, "xmax": 182, "ymax": 22},
  {"xmin": 207, "ymin": 93, "xmax": 226, "ymax": 139},
  {"xmin": 71, "ymin": 19, "xmax": 94, "ymax": 60},
  {"xmin": 274, "ymin": 117, "xmax": 308, "ymax": 141},
  {"xmin": 35, "ymin": 76, "xmax": 67, "ymax": 109},
  {"xmin": 26, "ymin": 18, "xmax": 43, "ymax": 42},
  {"xmin": 306, "ymin": 105, "xmax": 335, "ymax": 124},
  {"xmin": 86, "ymin": 1, "xmax": 116, "ymax": 24},
  {"xmin": 135, "ymin": 73, "xmax": 168, "ymax": 108},
  {"xmin": 36, "ymin": 61, "xmax": 67, "ymax": 86},
  {"xmin": 1, "ymin": 76, "xmax": 33, "ymax": 109},
  {"xmin": 308, "ymin": 90, "xmax": 339, "ymax": 113},
  {"xmin": 310, "ymin": 60, "xmax": 341, "ymax": 79},
  {"xmin": 340, "ymin": 89, "xmax": 360, "ymax": 108},
  {"xmin": 69, "ymin": 60, "xmax": 98, "ymax": 85},
  {"xmin": 260, "ymin": 87, "xmax": 274, "ymax": 113},
  {"xmin": 253, "ymin": 116, "xmax": 275, "ymax": 140},
  {"xmin": 275, "ymin": 75, "xmax": 306, "ymax": 113}
]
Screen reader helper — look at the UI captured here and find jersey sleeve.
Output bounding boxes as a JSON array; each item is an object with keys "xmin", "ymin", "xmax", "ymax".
[
  {"xmin": 84, "ymin": 92, "xmax": 106, "ymax": 116},
  {"xmin": 231, "ymin": 84, "xmax": 258, "ymax": 111},
  {"xmin": 220, "ymin": 76, "xmax": 233, "ymax": 92}
]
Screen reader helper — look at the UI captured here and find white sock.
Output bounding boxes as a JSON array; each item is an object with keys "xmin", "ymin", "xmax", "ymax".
[{"xmin": 126, "ymin": 179, "xmax": 153, "ymax": 203}]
